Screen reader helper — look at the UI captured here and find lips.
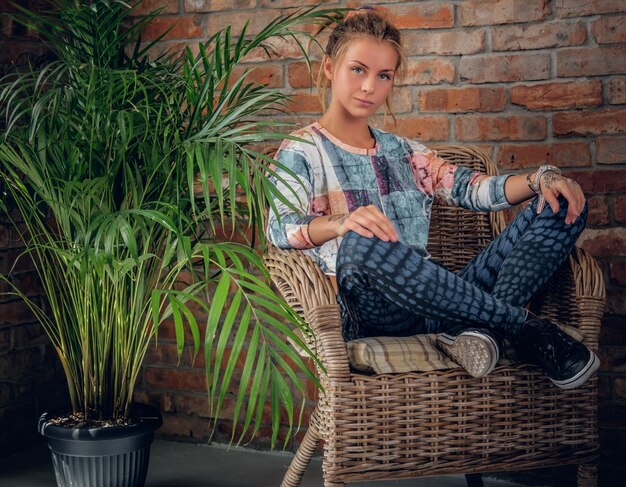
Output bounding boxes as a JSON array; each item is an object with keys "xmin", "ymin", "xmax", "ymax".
[{"xmin": 354, "ymin": 97, "xmax": 374, "ymax": 106}]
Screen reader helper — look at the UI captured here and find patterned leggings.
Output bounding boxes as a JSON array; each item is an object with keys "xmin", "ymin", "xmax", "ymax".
[{"xmin": 336, "ymin": 197, "xmax": 587, "ymax": 341}]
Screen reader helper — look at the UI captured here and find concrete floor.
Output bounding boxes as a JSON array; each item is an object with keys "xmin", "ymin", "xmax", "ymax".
[{"xmin": 0, "ymin": 439, "xmax": 530, "ymax": 487}]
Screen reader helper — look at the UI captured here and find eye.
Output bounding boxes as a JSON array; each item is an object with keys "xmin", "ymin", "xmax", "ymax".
[
  {"xmin": 351, "ymin": 66, "xmax": 364, "ymax": 74},
  {"xmin": 379, "ymin": 73, "xmax": 392, "ymax": 81}
]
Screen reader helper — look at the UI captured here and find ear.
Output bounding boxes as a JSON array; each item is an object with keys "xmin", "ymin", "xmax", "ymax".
[{"xmin": 322, "ymin": 56, "xmax": 333, "ymax": 81}]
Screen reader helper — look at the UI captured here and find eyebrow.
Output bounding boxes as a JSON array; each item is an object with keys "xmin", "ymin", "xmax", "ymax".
[{"xmin": 348, "ymin": 60, "xmax": 395, "ymax": 73}]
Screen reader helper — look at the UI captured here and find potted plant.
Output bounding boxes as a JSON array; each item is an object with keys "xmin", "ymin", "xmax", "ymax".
[{"xmin": 0, "ymin": 1, "xmax": 335, "ymax": 485}]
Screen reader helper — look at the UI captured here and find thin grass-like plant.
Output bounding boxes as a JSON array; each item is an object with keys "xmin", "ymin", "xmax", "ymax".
[{"xmin": 0, "ymin": 0, "xmax": 341, "ymax": 447}]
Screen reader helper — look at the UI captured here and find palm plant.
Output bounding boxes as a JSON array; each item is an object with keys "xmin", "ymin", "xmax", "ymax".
[{"xmin": 0, "ymin": 0, "xmax": 336, "ymax": 446}]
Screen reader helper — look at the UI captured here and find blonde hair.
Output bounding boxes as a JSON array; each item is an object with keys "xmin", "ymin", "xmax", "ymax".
[{"xmin": 316, "ymin": 8, "xmax": 405, "ymax": 125}]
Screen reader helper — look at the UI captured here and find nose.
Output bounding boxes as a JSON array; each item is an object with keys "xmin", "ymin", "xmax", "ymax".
[{"xmin": 361, "ymin": 75, "xmax": 375, "ymax": 94}]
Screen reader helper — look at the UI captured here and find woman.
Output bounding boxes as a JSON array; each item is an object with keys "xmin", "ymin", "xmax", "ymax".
[{"xmin": 267, "ymin": 7, "xmax": 598, "ymax": 389}]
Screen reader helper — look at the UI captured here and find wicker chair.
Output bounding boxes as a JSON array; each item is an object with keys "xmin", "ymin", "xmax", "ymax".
[{"xmin": 263, "ymin": 146, "xmax": 605, "ymax": 487}]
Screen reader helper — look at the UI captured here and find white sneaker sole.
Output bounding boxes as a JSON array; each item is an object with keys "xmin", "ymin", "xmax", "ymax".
[
  {"xmin": 438, "ymin": 331, "xmax": 499, "ymax": 378},
  {"xmin": 551, "ymin": 351, "xmax": 600, "ymax": 390}
]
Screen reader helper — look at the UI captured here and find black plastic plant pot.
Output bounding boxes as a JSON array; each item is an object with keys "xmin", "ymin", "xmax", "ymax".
[{"xmin": 38, "ymin": 404, "xmax": 163, "ymax": 487}]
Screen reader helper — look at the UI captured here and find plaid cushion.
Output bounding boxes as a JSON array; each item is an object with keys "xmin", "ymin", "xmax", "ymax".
[
  {"xmin": 347, "ymin": 334, "xmax": 459, "ymax": 373},
  {"xmin": 346, "ymin": 324, "xmax": 584, "ymax": 374}
]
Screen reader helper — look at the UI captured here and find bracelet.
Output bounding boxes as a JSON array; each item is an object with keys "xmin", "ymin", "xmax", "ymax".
[{"xmin": 528, "ymin": 164, "xmax": 561, "ymax": 194}]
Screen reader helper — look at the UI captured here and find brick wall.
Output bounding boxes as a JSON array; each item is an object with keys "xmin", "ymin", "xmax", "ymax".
[
  {"xmin": 0, "ymin": 0, "xmax": 67, "ymax": 459},
  {"xmin": 0, "ymin": 218, "xmax": 67, "ymax": 458},
  {"xmin": 1, "ymin": 0, "xmax": 625, "ymax": 482},
  {"xmin": 132, "ymin": 0, "xmax": 626, "ymax": 482}
]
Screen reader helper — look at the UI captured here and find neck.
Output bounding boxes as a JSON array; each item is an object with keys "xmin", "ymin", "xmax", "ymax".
[{"xmin": 318, "ymin": 105, "xmax": 374, "ymax": 149}]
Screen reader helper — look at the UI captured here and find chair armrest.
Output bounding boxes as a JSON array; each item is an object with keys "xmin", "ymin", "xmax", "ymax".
[
  {"xmin": 263, "ymin": 246, "xmax": 351, "ymax": 381},
  {"xmin": 569, "ymin": 247, "xmax": 605, "ymax": 351},
  {"xmin": 530, "ymin": 246, "xmax": 605, "ymax": 351}
]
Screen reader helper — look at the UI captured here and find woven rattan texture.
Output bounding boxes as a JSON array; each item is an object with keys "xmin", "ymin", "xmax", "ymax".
[{"xmin": 264, "ymin": 146, "xmax": 604, "ymax": 487}]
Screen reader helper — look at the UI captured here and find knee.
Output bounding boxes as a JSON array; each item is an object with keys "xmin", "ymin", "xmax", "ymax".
[{"xmin": 336, "ymin": 232, "xmax": 400, "ymax": 283}]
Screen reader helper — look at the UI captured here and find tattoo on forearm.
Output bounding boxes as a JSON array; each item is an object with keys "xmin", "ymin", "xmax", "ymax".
[
  {"xmin": 540, "ymin": 172, "xmax": 559, "ymax": 190},
  {"xmin": 329, "ymin": 214, "xmax": 347, "ymax": 224}
]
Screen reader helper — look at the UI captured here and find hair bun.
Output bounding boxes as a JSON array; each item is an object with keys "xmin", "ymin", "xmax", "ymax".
[{"xmin": 344, "ymin": 6, "xmax": 376, "ymax": 21}]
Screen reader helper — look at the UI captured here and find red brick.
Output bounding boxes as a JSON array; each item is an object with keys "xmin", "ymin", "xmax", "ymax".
[
  {"xmin": 497, "ymin": 142, "xmax": 591, "ymax": 170},
  {"xmin": 0, "ymin": 383, "xmax": 11, "ymax": 408},
  {"xmin": 174, "ymin": 394, "xmax": 212, "ymax": 418},
  {"xmin": 597, "ymin": 374, "xmax": 611, "ymax": 399},
  {"xmin": 587, "ymin": 195, "xmax": 610, "ymax": 226},
  {"xmin": 605, "ymin": 288, "xmax": 626, "ymax": 315},
  {"xmin": 511, "ymin": 81, "xmax": 602, "ymax": 111},
  {"xmin": 134, "ymin": 0, "xmax": 178, "ymax": 15},
  {"xmin": 144, "ymin": 341, "xmax": 202, "ymax": 368},
  {"xmin": 245, "ymin": 34, "xmax": 314, "ymax": 64},
  {"xmin": 157, "ymin": 413, "xmax": 210, "ymax": 440},
  {"xmin": 556, "ymin": 0, "xmax": 626, "ymax": 18},
  {"xmin": 493, "ymin": 20, "xmax": 586, "ymax": 51},
  {"xmin": 0, "ymin": 40, "xmax": 47, "ymax": 65},
  {"xmin": 578, "ymin": 227, "xmax": 626, "ymax": 257},
  {"xmin": 144, "ymin": 367, "xmax": 206, "ymax": 391},
  {"xmin": 0, "ymin": 329, "xmax": 10, "ymax": 352},
  {"xmin": 600, "ymin": 314, "xmax": 626, "ymax": 348},
  {"xmin": 388, "ymin": 87, "xmax": 413, "ymax": 114},
  {"xmin": 554, "ymin": 108, "xmax": 626, "ymax": 136},
  {"xmin": 288, "ymin": 61, "xmax": 320, "ymax": 89},
  {"xmin": 11, "ymin": 323, "xmax": 46, "ymax": 349},
  {"xmin": 402, "ymin": 30, "xmax": 485, "ymax": 56},
  {"xmin": 391, "ymin": 116, "xmax": 449, "ymax": 141},
  {"xmin": 567, "ymin": 169, "xmax": 626, "ymax": 194},
  {"xmin": 230, "ymin": 64, "xmax": 283, "ymax": 88},
  {"xmin": 397, "ymin": 58, "xmax": 455, "ymax": 86},
  {"xmin": 286, "ymin": 92, "xmax": 322, "ymax": 114},
  {"xmin": 557, "ymin": 47, "xmax": 626, "ymax": 77},
  {"xmin": 0, "ymin": 300, "xmax": 37, "ymax": 327},
  {"xmin": 0, "ymin": 226, "xmax": 8, "ymax": 248},
  {"xmin": 608, "ymin": 77, "xmax": 626, "ymax": 105},
  {"xmin": 610, "ymin": 261, "xmax": 626, "ymax": 286},
  {"xmin": 597, "ymin": 136, "xmax": 626, "ymax": 165},
  {"xmin": 419, "ymin": 87, "xmax": 505, "ymax": 113},
  {"xmin": 377, "ymin": 4, "xmax": 454, "ymax": 30},
  {"xmin": 615, "ymin": 195, "xmax": 626, "ymax": 223},
  {"xmin": 592, "ymin": 15, "xmax": 626, "ymax": 44},
  {"xmin": 259, "ymin": 0, "xmax": 322, "ymax": 6},
  {"xmin": 460, "ymin": 0, "xmax": 549, "ymax": 26},
  {"xmin": 184, "ymin": 0, "xmax": 256, "ymax": 12},
  {"xmin": 615, "ymin": 377, "xmax": 626, "ymax": 398},
  {"xmin": 456, "ymin": 115, "xmax": 547, "ymax": 142},
  {"xmin": 142, "ymin": 15, "xmax": 204, "ymax": 41},
  {"xmin": 460, "ymin": 54, "xmax": 550, "ymax": 84},
  {"xmin": 206, "ymin": 9, "xmax": 276, "ymax": 37},
  {"xmin": 0, "ymin": 348, "xmax": 44, "ymax": 379}
]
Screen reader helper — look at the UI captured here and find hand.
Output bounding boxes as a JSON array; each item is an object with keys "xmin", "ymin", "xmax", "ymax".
[
  {"xmin": 538, "ymin": 172, "xmax": 586, "ymax": 225},
  {"xmin": 333, "ymin": 205, "xmax": 399, "ymax": 242}
]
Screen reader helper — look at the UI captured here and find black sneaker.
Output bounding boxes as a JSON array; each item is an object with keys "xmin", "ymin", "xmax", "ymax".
[
  {"xmin": 516, "ymin": 316, "xmax": 599, "ymax": 390},
  {"xmin": 437, "ymin": 328, "xmax": 502, "ymax": 378}
]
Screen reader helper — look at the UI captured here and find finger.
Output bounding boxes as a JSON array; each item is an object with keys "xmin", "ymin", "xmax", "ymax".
[
  {"xmin": 542, "ymin": 189, "xmax": 560, "ymax": 215},
  {"xmin": 352, "ymin": 213, "xmax": 397, "ymax": 242},
  {"xmin": 557, "ymin": 179, "xmax": 583, "ymax": 224},
  {"xmin": 359, "ymin": 206, "xmax": 399, "ymax": 241},
  {"xmin": 346, "ymin": 216, "xmax": 389, "ymax": 241}
]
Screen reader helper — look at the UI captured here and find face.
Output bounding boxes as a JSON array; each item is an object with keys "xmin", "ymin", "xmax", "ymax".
[{"xmin": 324, "ymin": 37, "xmax": 398, "ymax": 120}]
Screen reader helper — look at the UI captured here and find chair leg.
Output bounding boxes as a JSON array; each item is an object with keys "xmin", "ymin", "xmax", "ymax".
[
  {"xmin": 465, "ymin": 473, "xmax": 484, "ymax": 487},
  {"xmin": 577, "ymin": 462, "xmax": 598, "ymax": 487},
  {"xmin": 281, "ymin": 423, "xmax": 322, "ymax": 487}
]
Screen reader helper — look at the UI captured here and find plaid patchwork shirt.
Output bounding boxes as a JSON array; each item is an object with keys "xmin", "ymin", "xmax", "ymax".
[{"xmin": 267, "ymin": 122, "xmax": 512, "ymax": 275}]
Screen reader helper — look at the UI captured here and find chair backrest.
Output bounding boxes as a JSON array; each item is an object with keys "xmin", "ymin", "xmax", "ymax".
[{"xmin": 426, "ymin": 145, "xmax": 506, "ymax": 273}]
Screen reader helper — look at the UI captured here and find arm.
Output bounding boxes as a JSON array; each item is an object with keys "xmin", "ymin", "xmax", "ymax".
[
  {"xmin": 504, "ymin": 165, "xmax": 586, "ymax": 225},
  {"xmin": 266, "ymin": 147, "xmax": 318, "ymax": 250},
  {"xmin": 307, "ymin": 205, "xmax": 398, "ymax": 247}
]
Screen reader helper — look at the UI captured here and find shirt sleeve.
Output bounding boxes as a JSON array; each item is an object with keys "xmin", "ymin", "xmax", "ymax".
[
  {"xmin": 410, "ymin": 146, "xmax": 512, "ymax": 212},
  {"xmin": 266, "ymin": 142, "xmax": 318, "ymax": 250}
]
